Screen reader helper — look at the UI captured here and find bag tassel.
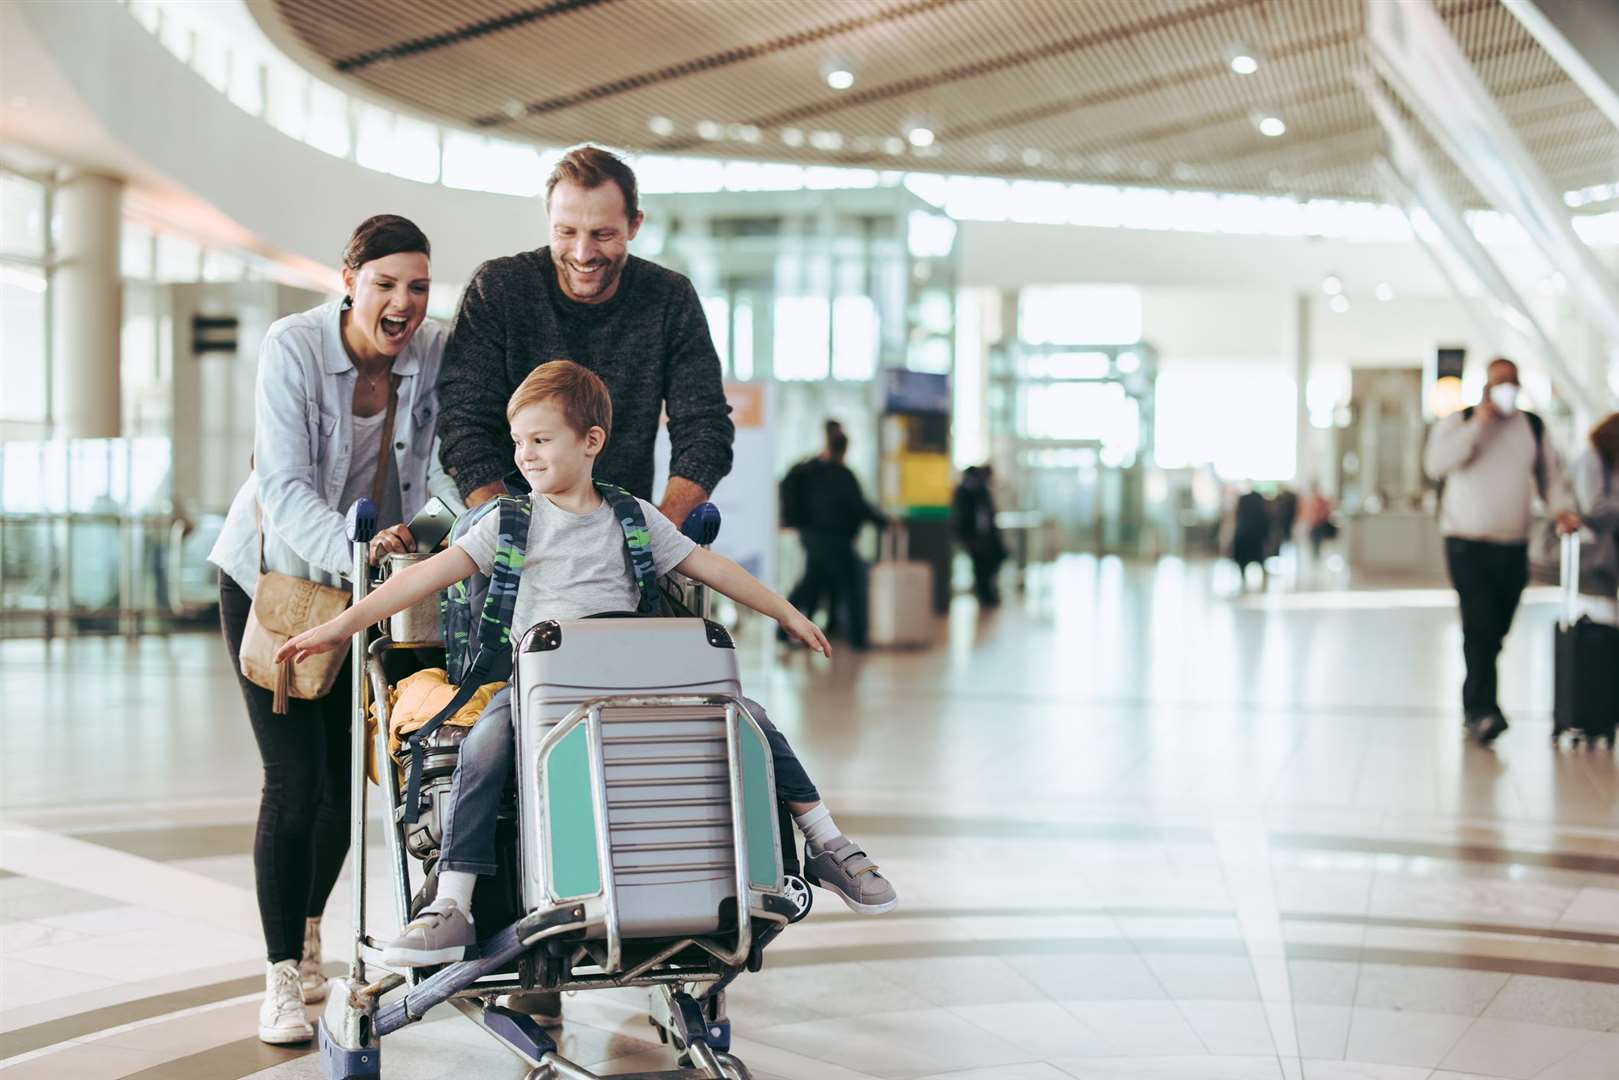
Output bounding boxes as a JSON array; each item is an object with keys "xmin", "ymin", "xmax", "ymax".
[{"xmin": 273, "ymin": 659, "xmax": 291, "ymax": 715}]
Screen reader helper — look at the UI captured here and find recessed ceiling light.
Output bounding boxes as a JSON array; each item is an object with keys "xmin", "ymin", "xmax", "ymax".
[
  {"xmin": 696, "ymin": 120, "xmax": 723, "ymax": 141},
  {"xmin": 1329, "ymin": 295, "xmax": 1350, "ymax": 314},
  {"xmin": 1225, "ymin": 42, "xmax": 1261, "ymax": 75},
  {"xmin": 647, "ymin": 116, "xmax": 674, "ymax": 136},
  {"xmin": 820, "ymin": 57, "xmax": 856, "ymax": 91},
  {"xmin": 1375, "ymin": 282, "xmax": 1394, "ymax": 302},
  {"xmin": 781, "ymin": 128, "xmax": 805, "ymax": 148},
  {"xmin": 905, "ymin": 124, "xmax": 935, "ymax": 149},
  {"xmin": 1323, "ymin": 275, "xmax": 1343, "ymax": 295},
  {"xmin": 1258, "ymin": 115, "xmax": 1286, "ymax": 137}
]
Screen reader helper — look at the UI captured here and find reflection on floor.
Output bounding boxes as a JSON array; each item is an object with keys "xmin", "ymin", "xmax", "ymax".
[{"xmin": 1, "ymin": 555, "xmax": 1615, "ymax": 1080}]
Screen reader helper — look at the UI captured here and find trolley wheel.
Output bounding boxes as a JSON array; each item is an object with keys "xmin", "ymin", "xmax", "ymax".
[{"xmin": 782, "ymin": 874, "xmax": 813, "ymax": 924}]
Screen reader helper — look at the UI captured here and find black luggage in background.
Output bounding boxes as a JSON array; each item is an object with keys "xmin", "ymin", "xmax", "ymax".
[{"xmin": 1553, "ymin": 533, "xmax": 1619, "ymax": 749}]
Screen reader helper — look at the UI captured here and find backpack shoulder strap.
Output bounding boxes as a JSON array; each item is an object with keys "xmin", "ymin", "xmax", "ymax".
[
  {"xmin": 595, "ymin": 481, "xmax": 660, "ymax": 614},
  {"xmin": 1523, "ymin": 410, "xmax": 1547, "ymax": 498},
  {"xmin": 404, "ymin": 494, "xmax": 530, "ymax": 823}
]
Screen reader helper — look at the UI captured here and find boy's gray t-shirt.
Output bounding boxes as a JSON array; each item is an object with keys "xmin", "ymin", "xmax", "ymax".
[{"xmin": 455, "ymin": 493, "xmax": 696, "ymax": 636}]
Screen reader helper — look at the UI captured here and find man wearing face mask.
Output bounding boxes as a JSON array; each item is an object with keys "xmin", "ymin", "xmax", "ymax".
[{"xmin": 1424, "ymin": 357, "xmax": 1582, "ymax": 745}]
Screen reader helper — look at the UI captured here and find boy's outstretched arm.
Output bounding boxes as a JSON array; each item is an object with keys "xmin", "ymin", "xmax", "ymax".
[
  {"xmin": 675, "ymin": 547, "xmax": 831, "ymax": 657},
  {"xmin": 275, "ymin": 546, "xmax": 478, "ymax": 664}
]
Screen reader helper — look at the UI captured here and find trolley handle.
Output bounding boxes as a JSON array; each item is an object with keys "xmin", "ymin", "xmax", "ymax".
[{"xmin": 1560, "ymin": 529, "xmax": 1582, "ymax": 627}]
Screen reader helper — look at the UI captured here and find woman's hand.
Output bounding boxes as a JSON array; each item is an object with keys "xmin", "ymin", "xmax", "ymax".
[
  {"xmin": 275, "ymin": 618, "xmax": 351, "ymax": 665},
  {"xmin": 368, "ymin": 524, "xmax": 416, "ymax": 567},
  {"xmin": 777, "ymin": 607, "xmax": 832, "ymax": 657}
]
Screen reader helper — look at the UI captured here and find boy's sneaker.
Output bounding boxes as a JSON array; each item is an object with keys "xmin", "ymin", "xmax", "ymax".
[
  {"xmin": 299, "ymin": 917, "xmax": 327, "ymax": 1002},
  {"xmin": 380, "ymin": 898, "xmax": 476, "ymax": 968},
  {"xmin": 258, "ymin": 960, "xmax": 313, "ymax": 1044},
  {"xmin": 804, "ymin": 836, "xmax": 898, "ymax": 914}
]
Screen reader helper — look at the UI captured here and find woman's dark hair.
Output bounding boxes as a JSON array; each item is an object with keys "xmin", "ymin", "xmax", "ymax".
[
  {"xmin": 341, "ymin": 214, "xmax": 430, "ymax": 271},
  {"xmin": 1591, "ymin": 412, "xmax": 1619, "ymax": 470}
]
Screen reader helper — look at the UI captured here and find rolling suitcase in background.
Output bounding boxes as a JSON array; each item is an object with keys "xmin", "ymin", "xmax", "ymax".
[
  {"xmin": 1553, "ymin": 532, "xmax": 1619, "ymax": 750},
  {"xmin": 869, "ymin": 525, "xmax": 934, "ymax": 647}
]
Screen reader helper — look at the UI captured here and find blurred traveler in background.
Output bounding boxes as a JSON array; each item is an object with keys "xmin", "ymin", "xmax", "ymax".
[
  {"xmin": 209, "ymin": 215, "xmax": 456, "ymax": 1044},
  {"xmin": 953, "ymin": 465, "xmax": 1006, "ymax": 606},
  {"xmin": 1302, "ymin": 484, "xmax": 1338, "ymax": 560},
  {"xmin": 781, "ymin": 420, "xmax": 886, "ymax": 648},
  {"xmin": 1423, "ymin": 357, "xmax": 1581, "ymax": 746},
  {"xmin": 1228, "ymin": 484, "xmax": 1271, "ymax": 589},
  {"xmin": 1270, "ymin": 486, "xmax": 1298, "ymax": 559},
  {"xmin": 1572, "ymin": 412, "xmax": 1619, "ymax": 624}
]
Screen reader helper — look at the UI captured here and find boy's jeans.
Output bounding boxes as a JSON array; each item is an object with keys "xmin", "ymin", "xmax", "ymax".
[{"xmin": 438, "ymin": 686, "xmax": 820, "ymax": 876}]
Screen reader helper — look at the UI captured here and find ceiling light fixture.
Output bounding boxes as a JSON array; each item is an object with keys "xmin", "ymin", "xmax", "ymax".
[
  {"xmin": 647, "ymin": 116, "xmax": 674, "ymax": 136},
  {"xmin": 1257, "ymin": 115, "xmax": 1286, "ymax": 137},
  {"xmin": 820, "ymin": 57, "xmax": 856, "ymax": 91},
  {"xmin": 1225, "ymin": 42, "xmax": 1260, "ymax": 75},
  {"xmin": 904, "ymin": 120, "xmax": 936, "ymax": 149},
  {"xmin": 1375, "ymin": 283, "xmax": 1394, "ymax": 302},
  {"xmin": 1322, "ymin": 275, "xmax": 1343, "ymax": 296},
  {"xmin": 1329, "ymin": 295, "xmax": 1350, "ymax": 314}
]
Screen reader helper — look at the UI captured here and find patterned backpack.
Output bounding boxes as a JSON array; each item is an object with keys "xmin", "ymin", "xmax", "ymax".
[{"xmin": 402, "ymin": 482, "xmax": 660, "ymax": 822}]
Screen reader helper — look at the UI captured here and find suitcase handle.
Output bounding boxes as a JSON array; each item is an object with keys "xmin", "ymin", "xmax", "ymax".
[
  {"xmin": 1561, "ymin": 530, "xmax": 1581, "ymax": 625},
  {"xmin": 881, "ymin": 522, "xmax": 908, "ymax": 564}
]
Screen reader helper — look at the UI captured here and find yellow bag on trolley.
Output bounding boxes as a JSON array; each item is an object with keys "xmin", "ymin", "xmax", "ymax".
[{"xmin": 364, "ymin": 668, "xmax": 505, "ymax": 786}]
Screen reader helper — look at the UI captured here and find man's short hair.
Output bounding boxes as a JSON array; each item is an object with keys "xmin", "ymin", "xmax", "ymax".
[
  {"xmin": 546, "ymin": 145, "xmax": 639, "ymax": 221},
  {"xmin": 507, "ymin": 360, "xmax": 613, "ymax": 443}
]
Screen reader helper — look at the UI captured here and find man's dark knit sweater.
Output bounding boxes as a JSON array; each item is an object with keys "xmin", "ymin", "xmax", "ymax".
[{"xmin": 437, "ymin": 248, "xmax": 734, "ymax": 503}]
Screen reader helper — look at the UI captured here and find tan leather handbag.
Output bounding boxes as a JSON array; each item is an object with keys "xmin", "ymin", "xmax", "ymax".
[{"xmin": 239, "ymin": 375, "xmax": 399, "ymax": 713}]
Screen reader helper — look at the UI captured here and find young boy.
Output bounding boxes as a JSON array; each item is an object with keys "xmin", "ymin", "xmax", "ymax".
[{"xmin": 277, "ymin": 361, "xmax": 896, "ymax": 969}]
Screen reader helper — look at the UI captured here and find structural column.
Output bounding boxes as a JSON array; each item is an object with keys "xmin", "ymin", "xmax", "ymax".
[
  {"xmin": 1294, "ymin": 291, "xmax": 1312, "ymax": 487},
  {"xmin": 51, "ymin": 171, "xmax": 123, "ymax": 438}
]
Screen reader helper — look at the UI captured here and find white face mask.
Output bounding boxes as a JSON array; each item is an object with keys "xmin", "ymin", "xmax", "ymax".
[{"xmin": 1489, "ymin": 383, "xmax": 1519, "ymax": 415}]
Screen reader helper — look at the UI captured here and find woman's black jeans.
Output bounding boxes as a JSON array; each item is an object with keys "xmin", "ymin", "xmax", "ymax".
[{"xmin": 219, "ymin": 572, "xmax": 352, "ymax": 964}]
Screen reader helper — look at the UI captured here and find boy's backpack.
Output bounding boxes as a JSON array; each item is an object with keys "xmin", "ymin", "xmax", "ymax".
[{"xmin": 402, "ymin": 481, "xmax": 660, "ymax": 823}]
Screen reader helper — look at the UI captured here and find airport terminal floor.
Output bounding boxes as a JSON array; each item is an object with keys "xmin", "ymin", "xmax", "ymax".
[{"xmin": 1, "ymin": 556, "xmax": 1616, "ymax": 1080}]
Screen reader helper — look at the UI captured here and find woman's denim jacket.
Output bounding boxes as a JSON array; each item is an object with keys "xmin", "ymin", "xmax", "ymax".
[{"xmin": 209, "ymin": 300, "xmax": 460, "ymax": 596}]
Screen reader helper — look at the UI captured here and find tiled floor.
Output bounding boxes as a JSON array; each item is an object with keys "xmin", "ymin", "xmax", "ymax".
[{"xmin": 1, "ymin": 555, "xmax": 1615, "ymax": 1079}]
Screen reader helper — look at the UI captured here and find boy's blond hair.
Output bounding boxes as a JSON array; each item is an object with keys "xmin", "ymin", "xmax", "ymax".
[{"xmin": 507, "ymin": 360, "xmax": 613, "ymax": 442}]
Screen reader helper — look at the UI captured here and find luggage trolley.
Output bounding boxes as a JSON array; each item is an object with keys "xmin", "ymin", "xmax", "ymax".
[{"xmin": 323, "ymin": 498, "xmax": 811, "ymax": 1079}]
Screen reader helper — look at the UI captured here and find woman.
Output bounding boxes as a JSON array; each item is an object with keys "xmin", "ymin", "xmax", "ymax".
[
  {"xmin": 209, "ymin": 215, "xmax": 457, "ymax": 1044},
  {"xmin": 1573, "ymin": 412, "xmax": 1619, "ymax": 622}
]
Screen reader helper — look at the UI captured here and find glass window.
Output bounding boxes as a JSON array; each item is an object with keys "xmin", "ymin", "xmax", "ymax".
[
  {"xmin": 700, "ymin": 295, "xmax": 729, "ymax": 376},
  {"xmin": 227, "ymin": 52, "xmax": 265, "ymax": 115},
  {"xmin": 773, "ymin": 297, "xmax": 829, "ymax": 381},
  {"xmin": 831, "ymin": 295, "xmax": 877, "ymax": 380},
  {"xmin": 156, "ymin": 233, "xmax": 201, "ymax": 282},
  {"xmin": 121, "ymin": 221, "xmax": 155, "ymax": 279},
  {"xmin": 733, "ymin": 298, "xmax": 754, "ymax": 381},
  {"xmin": 0, "ymin": 174, "xmax": 46, "ymax": 259},
  {"xmin": 306, "ymin": 80, "xmax": 351, "ymax": 158},
  {"xmin": 264, "ymin": 57, "xmax": 309, "ymax": 141},
  {"xmin": 1155, "ymin": 366, "xmax": 1296, "ymax": 480},
  {"xmin": 1019, "ymin": 285, "xmax": 1141, "ymax": 346},
  {"xmin": 441, "ymin": 132, "xmax": 544, "ymax": 196},
  {"xmin": 0, "ymin": 266, "xmax": 48, "ymax": 427},
  {"xmin": 356, "ymin": 107, "xmax": 439, "ymax": 183}
]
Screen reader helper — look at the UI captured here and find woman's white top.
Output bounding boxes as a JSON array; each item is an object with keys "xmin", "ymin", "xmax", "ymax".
[{"xmin": 209, "ymin": 299, "xmax": 459, "ymax": 595}]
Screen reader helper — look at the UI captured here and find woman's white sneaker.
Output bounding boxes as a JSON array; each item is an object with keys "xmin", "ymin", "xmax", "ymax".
[
  {"xmin": 299, "ymin": 917, "xmax": 327, "ymax": 1003},
  {"xmin": 258, "ymin": 959, "xmax": 313, "ymax": 1044}
]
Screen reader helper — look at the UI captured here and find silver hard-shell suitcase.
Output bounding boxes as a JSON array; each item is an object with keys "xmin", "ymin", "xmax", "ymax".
[{"xmin": 513, "ymin": 616, "xmax": 775, "ymax": 938}]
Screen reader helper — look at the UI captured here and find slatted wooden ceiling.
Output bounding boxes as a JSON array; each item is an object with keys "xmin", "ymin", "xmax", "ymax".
[{"xmin": 264, "ymin": 0, "xmax": 1617, "ymax": 206}]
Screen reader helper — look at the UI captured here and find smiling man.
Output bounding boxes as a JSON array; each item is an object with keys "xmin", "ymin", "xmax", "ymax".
[{"xmin": 437, "ymin": 145, "xmax": 733, "ymax": 523}]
